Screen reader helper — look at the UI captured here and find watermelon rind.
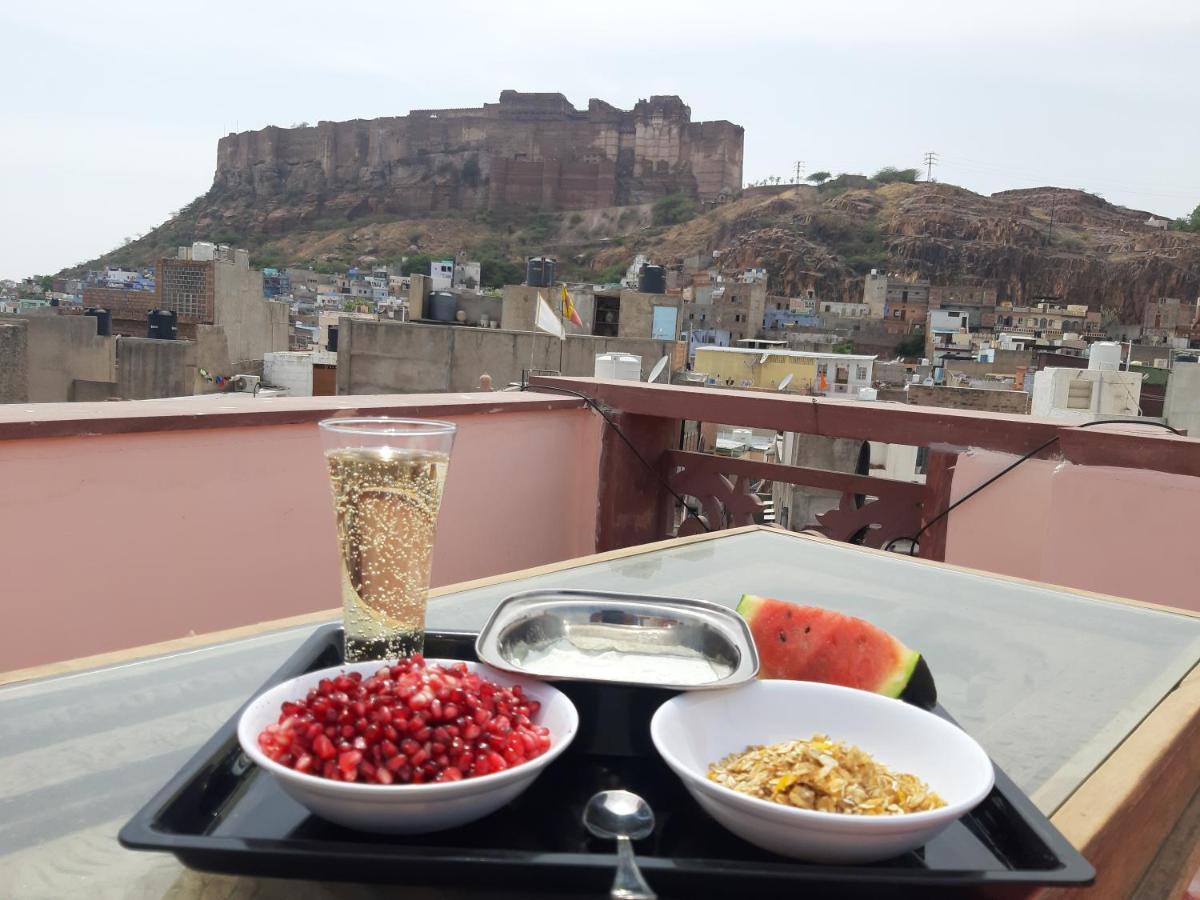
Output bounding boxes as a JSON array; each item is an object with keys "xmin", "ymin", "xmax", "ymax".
[{"xmin": 876, "ymin": 647, "xmax": 921, "ymax": 699}]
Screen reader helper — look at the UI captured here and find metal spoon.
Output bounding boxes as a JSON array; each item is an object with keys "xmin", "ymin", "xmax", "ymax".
[{"xmin": 582, "ymin": 790, "xmax": 657, "ymax": 900}]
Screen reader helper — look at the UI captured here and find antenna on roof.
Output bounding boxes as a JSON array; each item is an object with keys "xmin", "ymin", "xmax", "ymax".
[{"xmin": 647, "ymin": 355, "xmax": 669, "ymax": 383}]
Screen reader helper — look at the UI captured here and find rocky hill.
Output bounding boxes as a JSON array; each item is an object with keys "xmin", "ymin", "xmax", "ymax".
[
  {"xmin": 599, "ymin": 181, "xmax": 1200, "ymax": 322},
  {"xmin": 75, "ymin": 175, "xmax": 1199, "ymax": 325}
]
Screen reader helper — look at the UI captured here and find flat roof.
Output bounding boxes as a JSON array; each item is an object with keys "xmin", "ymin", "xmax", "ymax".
[{"xmin": 694, "ymin": 345, "xmax": 877, "ymax": 362}]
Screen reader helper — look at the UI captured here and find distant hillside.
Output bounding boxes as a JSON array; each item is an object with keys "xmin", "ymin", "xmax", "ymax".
[{"xmin": 69, "ymin": 179, "xmax": 1200, "ymax": 324}]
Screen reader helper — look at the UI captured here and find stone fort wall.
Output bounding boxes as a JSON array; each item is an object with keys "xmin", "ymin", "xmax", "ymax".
[{"xmin": 212, "ymin": 91, "xmax": 743, "ymax": 217}]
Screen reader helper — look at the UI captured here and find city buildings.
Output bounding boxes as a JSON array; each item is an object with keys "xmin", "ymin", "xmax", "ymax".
[
  {"xmin": 862, "ymin": 271, "xmax": 930, "ymax": 330},
  {"xmin": 261, "ymin": 267, "xmax": 291, "ymax": 298},
  {"xmin": 692, "ymin": 345, "xmax": 875, "ymax": 396},
  {"xmin": 994, "ymin": 300, "xmax": 1101, "ymax": 337},
  {"xmin": 1142, "ymin": 297, "xmax": 1199, "ymax": 346},
  {"xmin": 682, "ymin": 278, "xmax": 767, "ymax": 347},
  {"xmin": 928, "ymin": 284, "xmax": 998, "ymax": 329},
  {"xmin": 159, "ymin": 243, "xmax": 288, "ymax": 369}
]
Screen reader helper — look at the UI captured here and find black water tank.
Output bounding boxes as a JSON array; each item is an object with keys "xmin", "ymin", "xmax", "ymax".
[
  {"xmin": 84, "ymin": 307, "xmax": 112, "ymax": 336},
  {"xmin": 428, "ymin": 291, "xmax": 457, "ymax": 322},
  {"xmin": 148, "ymin": 309, "xmax": 177, "ymax": 340},
  {"xmin": 525, "ymin": 256, "xmax": 556, "ymax": 287},
  {"xmin": 327, "ymin": 325, "xmax": 339, "ymax": 353},
  {"xmin": 638, "ymin": 264, "xmax": 666, "ymax": 294}
]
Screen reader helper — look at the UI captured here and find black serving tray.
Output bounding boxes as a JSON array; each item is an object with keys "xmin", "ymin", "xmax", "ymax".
[{"xmin": 119, "ymin": 626, "xmax": 1094, "ymax": 896}]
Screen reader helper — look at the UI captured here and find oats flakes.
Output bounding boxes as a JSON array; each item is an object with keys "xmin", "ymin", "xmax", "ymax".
[{"xmin": 707, "ymin": 735, "xmax": 945, "ymax": 815}]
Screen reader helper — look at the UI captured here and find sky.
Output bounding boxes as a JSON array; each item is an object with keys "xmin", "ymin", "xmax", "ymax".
[{"xmin": 2, "ymin": 0, "xmax": 1198, "ymax": 280}]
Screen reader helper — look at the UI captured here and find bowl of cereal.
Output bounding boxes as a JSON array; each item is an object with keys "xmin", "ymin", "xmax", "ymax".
[{"xmin": 649, "ymin": 679, "xmax": 994, "ymax": 863}]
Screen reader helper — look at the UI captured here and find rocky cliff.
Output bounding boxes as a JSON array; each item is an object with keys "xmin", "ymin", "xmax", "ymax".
[
  {"xmin": 204, "ymin": 91, "xmax": 743, "ymax": 234},
  {"xmin": 621, "ymin": 182, "xmax": 1200, "ymax": 323},
  {"xmin": 73, "ymin": 114, "xmax": 1198, "ymax": 326}
]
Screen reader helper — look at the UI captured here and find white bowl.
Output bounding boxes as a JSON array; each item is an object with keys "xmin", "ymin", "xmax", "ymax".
[
  {"xmin": 650, "ymin": 680, "xmax": 994, "ymax": 863},
  {"xmin": 237, "ymin": 658, "xmax": 578, "ymax": 834}
]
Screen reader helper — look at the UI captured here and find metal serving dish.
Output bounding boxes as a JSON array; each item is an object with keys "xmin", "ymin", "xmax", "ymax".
[{"xmin": 475, "ymin": 589, "xmax": 758, "ymax": 690}]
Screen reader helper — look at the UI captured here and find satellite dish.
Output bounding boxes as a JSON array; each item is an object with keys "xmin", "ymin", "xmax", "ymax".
[
  {"xmin": 759, "ymin": 352, "xmax": 771, "ymax": 365},
  {"xmin": 647, "ymin": 355, "xmax": 670, "ymax": 383},
  {"xmin": 778, "ymin": 372, "xmax": 794, "ymax": 391}
]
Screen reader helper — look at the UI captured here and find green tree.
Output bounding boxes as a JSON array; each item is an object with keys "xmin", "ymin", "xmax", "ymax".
[
  {"xmin": 806, "ymin": 171, "xmax": 831, "ymax": 184},
  {"xmin": 1176, "ymin": 203, "xmax": 1200, "ymax": 232},
  {"xmin": 873, "ymin": 167, "xmax": 920, "ymax": 185},
  {"xmin": 651, "ymin": 192, "xmax": 698, "ymax": 226},
  {"xmin": 399, "ymin": 253, "xmax": 434, "ymax": 276},
  {"xmin": 479, "ymin": 257, "xmax": 524, "ymax": 289}
]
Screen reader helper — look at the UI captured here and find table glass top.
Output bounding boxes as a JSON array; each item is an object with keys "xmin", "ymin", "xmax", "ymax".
[{"xmin": 2, "ymin": 529, "xmax": 1198, "ymax": 898}]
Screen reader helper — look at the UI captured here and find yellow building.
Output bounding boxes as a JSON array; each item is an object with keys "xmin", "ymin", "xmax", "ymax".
[{"xmin": 693, "ymin": 346, "xmax": 875, "ymax": 396}]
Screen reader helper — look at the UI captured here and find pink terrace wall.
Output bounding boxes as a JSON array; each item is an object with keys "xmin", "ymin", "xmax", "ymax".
[
  {"xmin": 943, "ymin": 450, "xmax": 1200, "ymax": 612},
  {"xmin": 0, "ymin": 407, "xmax": 602, "ymax": 670}
]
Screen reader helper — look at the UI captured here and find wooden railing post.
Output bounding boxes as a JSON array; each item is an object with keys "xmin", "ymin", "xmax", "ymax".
[
  {"xmin": 595, "ymin": 410, "xmax": 681, "ymax": 552},
  {"xmin": 918, "ymin": 449, "xmax": 959, "ymax": 561}
]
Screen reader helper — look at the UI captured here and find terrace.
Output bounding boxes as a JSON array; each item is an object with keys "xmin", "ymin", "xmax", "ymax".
[{"xmin": 2, "ymin": 378, "xmax": 1199, "ymax": 898}]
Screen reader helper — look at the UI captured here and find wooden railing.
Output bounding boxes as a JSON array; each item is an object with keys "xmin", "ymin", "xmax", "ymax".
[{"xmin": 530, "ymin": 376, "xmax": 1200, "ymax": 561}]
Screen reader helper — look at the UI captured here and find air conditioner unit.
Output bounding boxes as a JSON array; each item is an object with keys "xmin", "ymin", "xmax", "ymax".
[{"xmin": 231, "ymin": 375, "xmax": 261, "ymax": 393}]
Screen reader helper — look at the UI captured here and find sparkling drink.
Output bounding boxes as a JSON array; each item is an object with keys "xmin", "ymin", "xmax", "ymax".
[{"xmin": 319, "ymin": 419, "xmax": 456, "ymax": 662}]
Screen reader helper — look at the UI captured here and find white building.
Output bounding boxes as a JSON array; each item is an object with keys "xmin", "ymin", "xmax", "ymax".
[
  {"xmin": 263, "ymin": 350, "xmax": 338, "ymax": 396},
  {"xmin": 102, "ymin": 267, "xmax": 140, "ymax": 286},
  {"xmin": 430, "ymin": 259, "xmax": 454, "ymax": 291},
  {"xmin": 1164, "ymin": 358, "xmax": 1200, "ymax": 437},
  {"xmin": 1030, "ymin": 368, "xmax": 1143, "ymax": 421},
  {"xmin": 453, "ymin": 261, "xmax": 481, "ymax": 290}
]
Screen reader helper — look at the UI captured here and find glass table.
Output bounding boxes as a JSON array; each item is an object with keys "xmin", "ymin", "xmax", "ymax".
[{"xmin": 2, "ymin": 527, "xmax": 1198, "ymax": 898}]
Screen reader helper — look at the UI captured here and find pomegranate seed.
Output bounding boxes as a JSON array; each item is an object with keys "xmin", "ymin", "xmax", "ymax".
[
  {"xmin": 313, "ymin": 735, "xmax": 336, "ymax": 759},
  {"xmin": 258, "ymin": 659, "xmax": 552, "ymax": 785},
  {"xmin": 385, "ymin": 753, "xmax": 409, "ymax": 772}
]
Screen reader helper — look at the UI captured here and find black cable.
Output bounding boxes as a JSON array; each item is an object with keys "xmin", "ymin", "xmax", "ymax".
[
  {"xmin": 520, "ymin": 381, "xmax": 712, "ymax": 532},
  {"xmin": 884, "ymin": 418, "xmax": 1184, "ymax": 555}
]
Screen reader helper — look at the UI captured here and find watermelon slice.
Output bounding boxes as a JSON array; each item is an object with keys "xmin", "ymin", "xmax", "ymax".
[{"xmin": 737, "ymin": 595, "xmax": 936, "ymax": 708}]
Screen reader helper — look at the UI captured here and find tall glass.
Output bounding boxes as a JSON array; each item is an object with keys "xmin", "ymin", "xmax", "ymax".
[{"xmin": 318, "ymin": 418, "xmax": 456, "ymax": 662}]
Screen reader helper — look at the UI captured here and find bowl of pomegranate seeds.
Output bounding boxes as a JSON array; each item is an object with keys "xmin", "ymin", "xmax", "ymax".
[{"xmin": 237, "ymin": 654, "xmax": 579, "ymax": 834}]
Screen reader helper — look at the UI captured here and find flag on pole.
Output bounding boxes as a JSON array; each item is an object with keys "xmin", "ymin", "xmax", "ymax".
[
  {"xmin": 534, "ymin": 292, "xmax": 565, "ymax": 340},
  {"xmin": 561, "ymin": 284, "xmax": 583, "ymax": 328}
]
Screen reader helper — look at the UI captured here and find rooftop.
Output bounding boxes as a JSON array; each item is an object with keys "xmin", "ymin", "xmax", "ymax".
[
  {"xmin": 1, "ymin": 378, "xmax": 1199, "ymax": 897},
  {"xmin": 695, "ymin": 345, "xmax": 878, "ymax": 361}
]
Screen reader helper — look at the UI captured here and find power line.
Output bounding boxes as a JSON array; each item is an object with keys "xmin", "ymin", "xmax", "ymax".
[{"xmin": 923, "ymin": 151, "xmax": 938, "ymax": 182}]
